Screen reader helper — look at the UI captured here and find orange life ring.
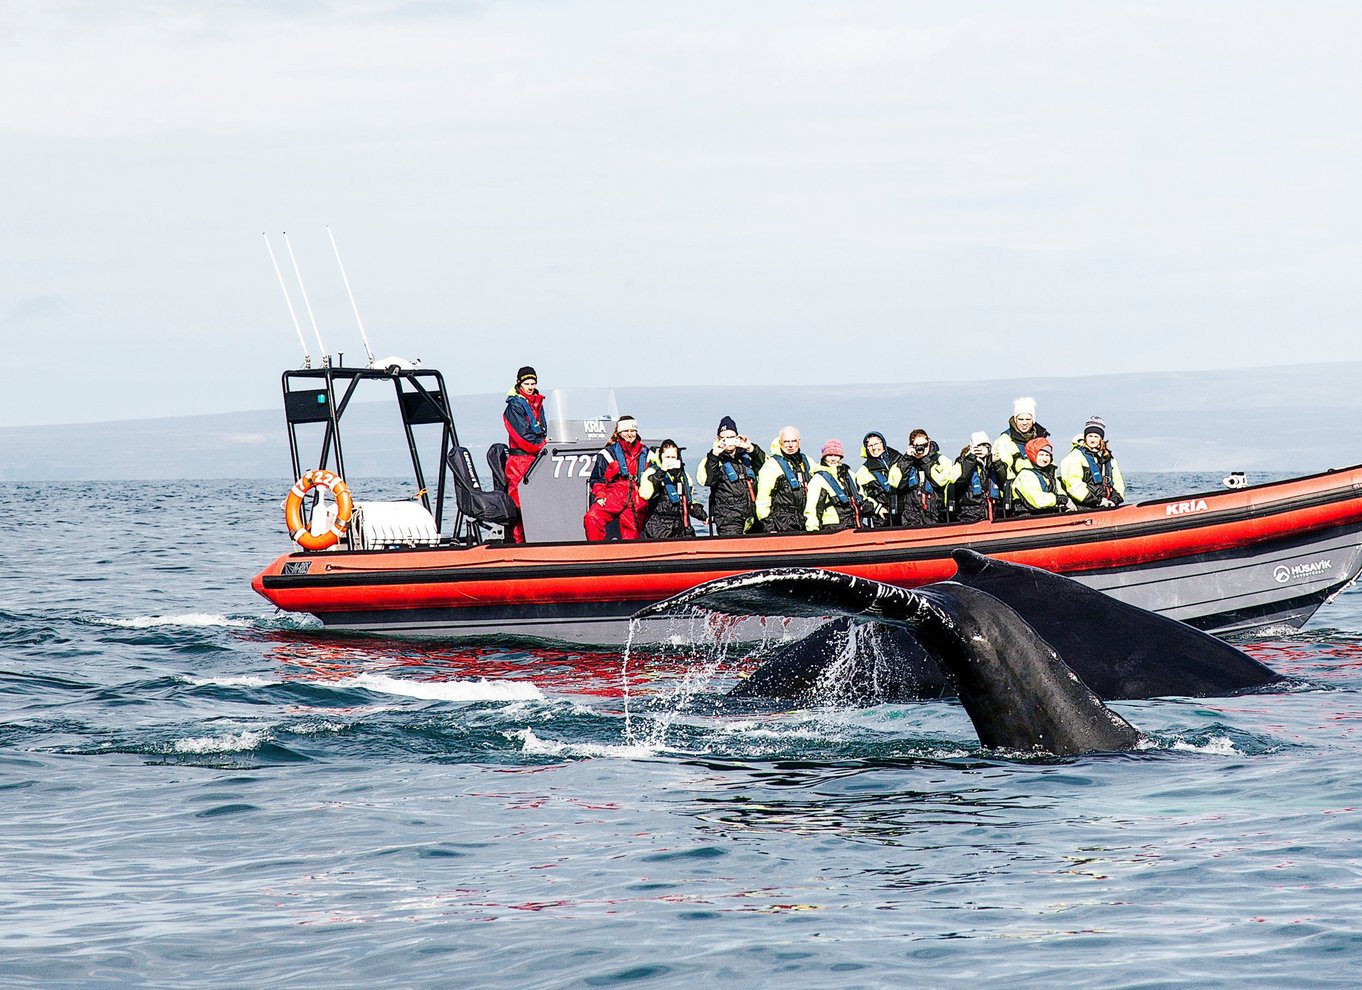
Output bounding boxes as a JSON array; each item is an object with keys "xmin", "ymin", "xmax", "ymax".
[{"xmin": 283, "ymin": 469, "xmax": 354, "ymax": 551}]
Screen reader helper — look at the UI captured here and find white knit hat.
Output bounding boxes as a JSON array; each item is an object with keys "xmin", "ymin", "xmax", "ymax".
[
  {"xmin": 1013, "ymin": 396, "xmax": 1037, "ymax": 417},
  {"xmin": 970, "ymin": 431, "xmax": 990, "ymax": 447}
]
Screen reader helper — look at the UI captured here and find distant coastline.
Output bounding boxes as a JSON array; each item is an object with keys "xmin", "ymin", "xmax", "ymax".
[{"xmin": 2, "ymin": 361, "xmax": 1357, "ymax": 481}]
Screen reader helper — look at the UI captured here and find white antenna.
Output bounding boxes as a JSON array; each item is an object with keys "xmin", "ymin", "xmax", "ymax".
[
  {"xmin": 282, "ymin": 231, "xmax": 328, "ymax": 365},
  {"xmin": 264, "ymin": 232, "xmax": 311, "ymax": 367},
  {"xmin": 326, "ymin": 225, "xmax": 376, "ymax": 366}
]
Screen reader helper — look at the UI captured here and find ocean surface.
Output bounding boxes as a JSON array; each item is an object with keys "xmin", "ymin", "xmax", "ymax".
[{"xmin": 4, "ymin": 473, "xmax": 1362, "ymax": 988}]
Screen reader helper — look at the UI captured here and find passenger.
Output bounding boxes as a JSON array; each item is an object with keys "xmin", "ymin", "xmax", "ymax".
[
  {"xmin": 1012, "ymin": 437, "xmax": 1076, "ymax": 515},
  {"xmin": 755, "ymin": 426, "xmax": 813, "ymax": 534},
  {"xmin": 949, "ymin": 431, "xmax": 1011, "ymax": 524},
  {"xmin": 805, "ymin": 440, "xmax": 871, "ymax": 532},
  {"xmin": 502, "ymin": 365, "xmax": 547, "ymax": 543},
  {"xmin": 853, "ymin": 431, "xmax": 899, "ymax": 527},
  {"xmin": 1061, "ymin": 416, "xmax": 1126, "ymax": 510},
  {"xmin": 636, "ymin": 439, "xmax": 702, "ymax": 539},
  {"xmin": 697, "ymin": 415, "xmax": 766, "ymax": 536},
  {"xmin": 899, "ymin": 428, "xmax": 959, "ymax": 527},
  {"xmin": 583, "ymin": 415, "xmax": 650, "ymax": 541},
  {"xmin": 994, "ymin": 396, "xmax": 1051, "ymax": 480}
]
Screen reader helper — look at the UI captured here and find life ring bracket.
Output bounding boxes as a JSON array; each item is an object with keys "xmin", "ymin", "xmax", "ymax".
[{"xmin": 283, "ymin": 469, "xmax": 354, "ymax": 551}]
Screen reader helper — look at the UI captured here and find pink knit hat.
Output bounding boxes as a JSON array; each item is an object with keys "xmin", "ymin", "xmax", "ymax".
[{"xmin": 821, "ymin": 439, "xmax": 845, "ymax": 457}]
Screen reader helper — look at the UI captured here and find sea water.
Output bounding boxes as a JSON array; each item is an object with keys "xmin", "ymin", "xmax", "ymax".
[{"xmin": 3, "ymin": 475, "xmax": 1361, "ymax": 988}]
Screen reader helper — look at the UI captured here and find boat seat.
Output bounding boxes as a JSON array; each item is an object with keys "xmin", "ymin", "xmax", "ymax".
[
  {"xmin": 351, "ymin": 501, "xmax": 441, "ymax": 550},
  {"xmin": 448, "ymin": 447, "xmax": 519, "ymax": 537},
  {"xmin": 487, "ymin": 443, "xmax": 511, "ymax": 493}
]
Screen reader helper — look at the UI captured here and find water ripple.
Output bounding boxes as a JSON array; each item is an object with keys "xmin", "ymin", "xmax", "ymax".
[{"xmin": 3, "ymin": 477, "xmax": 1362, "ymax": 987}]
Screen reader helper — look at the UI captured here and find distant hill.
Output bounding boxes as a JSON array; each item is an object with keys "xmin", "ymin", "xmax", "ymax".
[{"xmin": 2, "ymin": 361, "xmax": 1357, "ymax": 481}]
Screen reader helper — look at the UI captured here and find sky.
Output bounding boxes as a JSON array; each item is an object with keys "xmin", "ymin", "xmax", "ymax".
[{"xmin": 2, "ymin": 1, "xmax": 1361, "ymax": 427}]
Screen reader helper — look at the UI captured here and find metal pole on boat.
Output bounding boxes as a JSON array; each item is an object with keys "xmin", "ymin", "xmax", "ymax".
[
  {"xmin": 264, "ymin": 233, "xmax": 311, "ymax": 368},
  {"xmin": 282, "ymin": 231, "xmax": 329, "ymax": 366},
  {"xmin": 325, "ymin": 225, "xmax": 376, "ymax": 367}
]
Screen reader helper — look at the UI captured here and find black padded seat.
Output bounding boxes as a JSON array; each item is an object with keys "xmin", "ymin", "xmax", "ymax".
[
  {"xmin": 448, "ymin": 446, "xmax": 519, "ymax": 531},
  {"xmin": 487, "ymin": 443, "xmax": 511, "ymax": 493}
]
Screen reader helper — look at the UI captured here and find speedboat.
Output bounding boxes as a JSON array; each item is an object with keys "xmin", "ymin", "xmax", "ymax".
[{"xmin": 251, "ymin": 363, "xmax": 1362, "ymax": 643}]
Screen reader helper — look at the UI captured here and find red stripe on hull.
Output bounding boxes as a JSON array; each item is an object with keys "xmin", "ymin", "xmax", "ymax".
[{"xmin": 252, "ymin": 465, "xmax": 1362, "ymax": 620}]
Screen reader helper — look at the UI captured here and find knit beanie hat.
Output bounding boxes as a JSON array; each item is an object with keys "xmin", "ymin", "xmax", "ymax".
[
  {"xmin": 1013, "ymin": 396, "xmax": 1037, "ymax": 417},
  {"xmin": 717, "ymin": 415, "xmax": 738, "ymax": 436},
  {"xmin": 616, "ymin": 415, "xmax": 638, "ymax": 433},
  {"xmin": 970, "ymin": 430, "xmax": 990, "ymax": 448},
  {"xmin": 1084, "ymin": 416, "xmax": 1106, "ymax": 439},
  {"xmin": 516, "ymin": 366, "xmax": 537, "ymax": 385},
  {"xmin": 821, "ymin": 439, "xmax": 845, "ymax": 458},
  {"xmin": 1024, "ymin": 437, "xmax": 1053, "ymax": 464}
]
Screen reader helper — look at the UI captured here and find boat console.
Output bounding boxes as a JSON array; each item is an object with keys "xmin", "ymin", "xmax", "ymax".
[
  {"xmin": 279, "ymin": 365, "xmax": 652, "ymax": 547},
  {"xmin": 517, "ymin": 387, "xmax": 628, "ymax": 543}
]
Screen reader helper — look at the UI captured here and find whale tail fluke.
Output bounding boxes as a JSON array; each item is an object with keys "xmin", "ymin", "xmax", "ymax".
[
  {"xmin": 642, "ymin": 565, "xmax": 1143, "ymax": 755},
  {"xmin": 640, "ymin": 552, "xmax": 1284, "ymax": 755}
]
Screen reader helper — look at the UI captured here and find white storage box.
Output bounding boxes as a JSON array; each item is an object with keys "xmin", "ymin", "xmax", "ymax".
[{"xmin": 351, "ymin": 501, "xmax": 441, "ymax": 549}]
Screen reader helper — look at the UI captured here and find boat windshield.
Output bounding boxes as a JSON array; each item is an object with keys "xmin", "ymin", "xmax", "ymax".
[{"xmin": 546, "ymin": 388, "xmax": 619, "ymax": 444}]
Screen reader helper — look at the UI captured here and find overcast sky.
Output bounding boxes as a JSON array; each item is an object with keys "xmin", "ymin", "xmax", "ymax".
[{"xmin": 2, "ymin": 1, "xmax": 1360, "ymax": 426}]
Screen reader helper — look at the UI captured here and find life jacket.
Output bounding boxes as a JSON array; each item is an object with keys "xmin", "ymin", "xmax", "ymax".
[
  {"xmin": 857, "ymin": 453, "xmax": 904, "ymax": 524},
  {"xmin": 772, "ymin": 452, "xmax": 811, "ymax": 493},
  {"xmin": 703, "ymin": 449, "xmax": 761, "ymax": 534},
  {"xmin": 719, "ymin": 453, "xmax": 757, "ymax": 483},
  {"xmin": 903, "ymin": 447, "xmax": 942, "ymax": 495},
  {"xmin": 593, "ymin": 440, "xmax": 647, "ymax": 488},
  {"xmin": 1077, "ymin": 447, "xmax": 1114, "ymax": 492},
  {"xmin": 817, "ymin": 466, "xmax": 862, "ymax": 527},
  {"xmin": 503, "ymin": 389, "xmax": 547, "ymax": 454},
  {"xmin": 1018, "ymin": 465, "xmax": 1058, "ymax": 495},
  {"xmin": 653, "ymin": 467, "xmax": 691, "ymax": 506},
  {"xmin": 999, "ymin": 420, "xmax": 1050, "ymax": 474},
  {"xmin": 863, "ymin": 457, "xmax": 891, "ymax": 493},
  {"xmin": 964, "ymin": 464, "xmax": 1002, "ymax": 500}
]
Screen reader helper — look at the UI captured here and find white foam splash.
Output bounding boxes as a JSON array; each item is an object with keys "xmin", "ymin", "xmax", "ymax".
[
  {"xmin": 181, "ymin": 675, "xmax": 278, "ymax": 688},
  {"xmin": 1169, "ymin": 735, "xmax": 1242, "ymax": 755},
  {"xmin": 286, "ymin": 720, "xmax": 344, "ymax": 736},
  {"xmin": 105, "ymin": 613, "xmax": 252, "ymax": 629},
  {"xmin": 510, "ymin": 727, "xmax": 658, "ymax": 759},
  {"xmin": 335, "ymin": 673, "xmax": 544, "ymax": 703},
  {"xmin": 1251, "ymin": 623, "xmax": 1303, "ymax": 638},
  {"xmin": 173, "ymin": 729, "xmax": 268, "ymax": 754},
  {"xmin": 715, "ymin": 720, "xmax": 842, "ymax": 741}
]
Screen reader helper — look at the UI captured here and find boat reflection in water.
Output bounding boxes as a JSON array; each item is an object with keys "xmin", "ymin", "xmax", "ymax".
[{"xmin": 254, "ymin": 621, "xmax": 777, "ymax": 702}]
